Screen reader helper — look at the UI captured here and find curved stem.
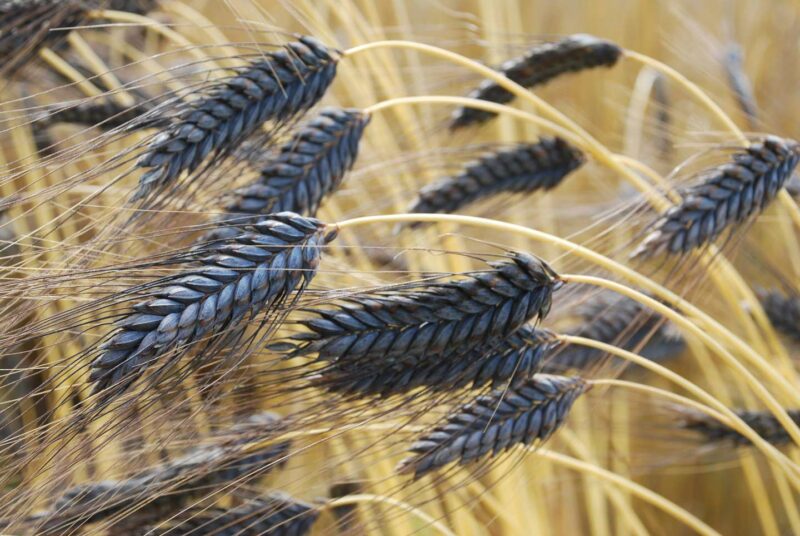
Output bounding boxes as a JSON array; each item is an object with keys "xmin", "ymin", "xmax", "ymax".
[
  {"xmin": 623, "ymin": 67, "xmax": 660, "ymax": 159},
  {"xmin": 366, "ymin": 95, "xmax": 583, "ymax": 144},
  {"xmin": 624, "ymin": 50, "xmax": 744, "ymax": 142},
  {"xmin": 568, "ymin": 336, "xmax": 800, "ymax": 482},
  {"xmin": 535, "ymin": 449, "xmax": 721, "ymax": 536},
  {"xmin": 590, "ymin": 378, "xmax": 727, "ymax": 423}
]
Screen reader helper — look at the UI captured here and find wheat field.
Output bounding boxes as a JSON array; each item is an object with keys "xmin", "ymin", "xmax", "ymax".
[{"xmin": 0, "ymin": 0, "xmax": 799, "ymax": 535}]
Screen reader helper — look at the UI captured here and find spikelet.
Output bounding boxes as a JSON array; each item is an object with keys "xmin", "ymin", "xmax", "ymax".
[
  {"xmin": 634, "ymin": 136, "xmax": 800, "ymax": 257},
  {"xmin": 407, "ymin": 138, "xmax": 584, "ymax": 223},
  {"xmin": 678, "ymin": 407, "xmax": 800, "ymax": 447},
  {"xmin": 450, "ymin": 34, "xmax": 622, "ymax": 130},
  {"xmin": 90, "ymin": 213, "xmax": 337, "ymax": 398},
  {"xmin": 133, "ymin": 36, "xmax": 340, "ymax": 202},
  {"xmin": 217, "ymin": 107, "xmax": 370, "ymax": 224},
  {"xmin": 31, "ymin": 412, "xmax": 290, "ymax": 534},
  {"xmin": 543, "ymin": 292, "xmax": 684, "ymax": 373},
  {"xmin": 397, "ymin": 374, "xmax": 589, "ymax": 477},
  {"xmin": 279, "ymin": 253, "xmax": 561, "ymax": 368},
  {"xmin": 136, "ymin": 492, "xmax": 319, "ymax": 535},
  {"xmin": 315, "ymin": 325, "xmax": 558, "ymax": 397}
]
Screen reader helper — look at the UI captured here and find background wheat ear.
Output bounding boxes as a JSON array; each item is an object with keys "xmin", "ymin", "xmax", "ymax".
[
  {"xmin": 34, "ymin": 96, "xmax": 168, "ymax": 132},
  {"xmin": 450, "ymin": 33, "xmax": 622, "ymax": 130},
  {"xmin": 756, "ymin": 288, "xmax": 800, "ymax": 341},
  {"xmin": 136, "ymin": 491, "xmax": 319, "ymax": 536},
  {"xmin": 543, "ymin": 291, "xmax": 685, "ymax": 374},
  {"xmin": 406, "ymin": 137, "xmax": 585, "ymax": 225},
  {"xmin": 34, "ymin": 411, "xmax": 290, "ymax": 533},
  {"xmin": 397, "ymin": 374, "xmax": 590, "ymax": 478},
  {"xmin": 676, "ymin": 406, "xmax": 800, "ymax": 447}
]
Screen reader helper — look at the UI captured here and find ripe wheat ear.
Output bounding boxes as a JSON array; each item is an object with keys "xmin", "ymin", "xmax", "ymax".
[
  {"xmin": 450, "ymin": 34, "xmax": 621, "ymax": 130},
  {"xmin": 90, "ymin": 213, "xmax": 337, "ymax": 404},
  {"xmin": 276, "ymin": 252, "xmax": 561, "ymax": 369},
  {"xmin": 406, "ymin": 137, "xmax": 585, "ymax": 225},
  {"xmin": 133, "ymin": 36, "xmax": 340, "ymax": 203},
  {"xmin": 633, "ymin": 136, "xmax": 800, "ymax": 257},
  {"xmin": 397, "ymin": 374, "xmax": 589, "ymax": 478}
]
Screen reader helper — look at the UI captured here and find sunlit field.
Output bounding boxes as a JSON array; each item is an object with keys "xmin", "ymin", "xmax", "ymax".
[{"xmin": 0, "ymin": 1, "xmax": 798, "ymax": 534}]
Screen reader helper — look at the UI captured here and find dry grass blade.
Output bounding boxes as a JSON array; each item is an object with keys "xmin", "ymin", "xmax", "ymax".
[
  {"xmin": 397, "ymin": 374, "xmax": 589, "ymax": 478},
  {"xmin": 315, "ymin": 325, "xmax": 558, "ymax": 397},
  {"xmin": 633, "ymin": 136, "xmax": 800, "ymax": 257},
  {"xmin": 277, "ymin": 252, "xmax": 561, "ymax": 369},
  {"xmin": 137, "ymin": 491, "xmax": 319, "ymax": 535},
  {"xmin": 406, "ymin": 137, "xmax": 584, "ymax": 224},
  {"xmin": 215, "ymin": 107, "xmax": 370, "ymax": 224},
  {"xmin": 133, "ymin": 36, "xmax": 340, "ymax": 202},
  {"xmin": 28, "ymin": 412, "xmax": 290, "ymax": 534},
  {"xmin": 450, "ymin": 34, "xmax": 621, "ymax": 130},
  {"xmin": 677, "ymin": 406, "xmax": 800, "ymax": 447},
  {"xmin": 90, "ymin": 212, "xmax": 338, "ymax": 399},
  {"xmin": 544, "ymin": 292, "xmax": 684, "ymax": 373}
]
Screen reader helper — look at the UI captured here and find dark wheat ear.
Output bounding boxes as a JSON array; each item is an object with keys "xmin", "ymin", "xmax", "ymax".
[
  {"xmin": 397, "ymin": 374, "xmax": 589, "ymax": 478},
  {"xmin": 89, "ymin": 212, "xmax": 338, "ymax": 401},
  {"xmin": 136, "ymin": 491, "xmax": 319, "ymax": 536},
  {"xmin": 633, "ymin": 136, "xmax": 800, "ymax": 258},
  {"xmin": 133, "ymin": 36, "xmax": 340, "ymax": 202},
  {"xmin": 450, "ymin": 34, "xmax": 622, "ymax": 130},
  {"xmin": 34, "ymin": 412, "xmax": 291, "ymax": 534},
  {"xmin": 34, "ymin": 96, "xmax": 168, "ymax": 132},
  {"xmin": 406, "ymin": 137, "xmax": 584, "ymax": 224},
  {"xmin": 677, "ymin": 407, "xmax": 800, "ymax": 447},
  {"xmin": 722, "ymin": 43, "xmax": 759, "ymax": 130},
  {"xmin": 315, "ymin": 325, "xmax": 559, "ymax": 398},
  {"xmin": 756, "ymin": 289, "xmax": 800, "ymax": 341},
  {"xmin": 0, "ymin": 0, "xmax": 158, "ymax": 77},
  {"xmin": 543, "ymin": 292, "xmax": 684, "ymax": 373},
  {"xmin": 0, "ymin": 0, "xmax": 87, "ymax": 76},
  {"xmin": 213, "ymin": 107, "xmax": 370, "ymax": 225},
  {"xmin": 103, "ymin": 0, "xmax": 160, "ymax": 12},
  {"xmin": 279, "ymin": 252, "xmax": 561, "ymax": 369}
]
